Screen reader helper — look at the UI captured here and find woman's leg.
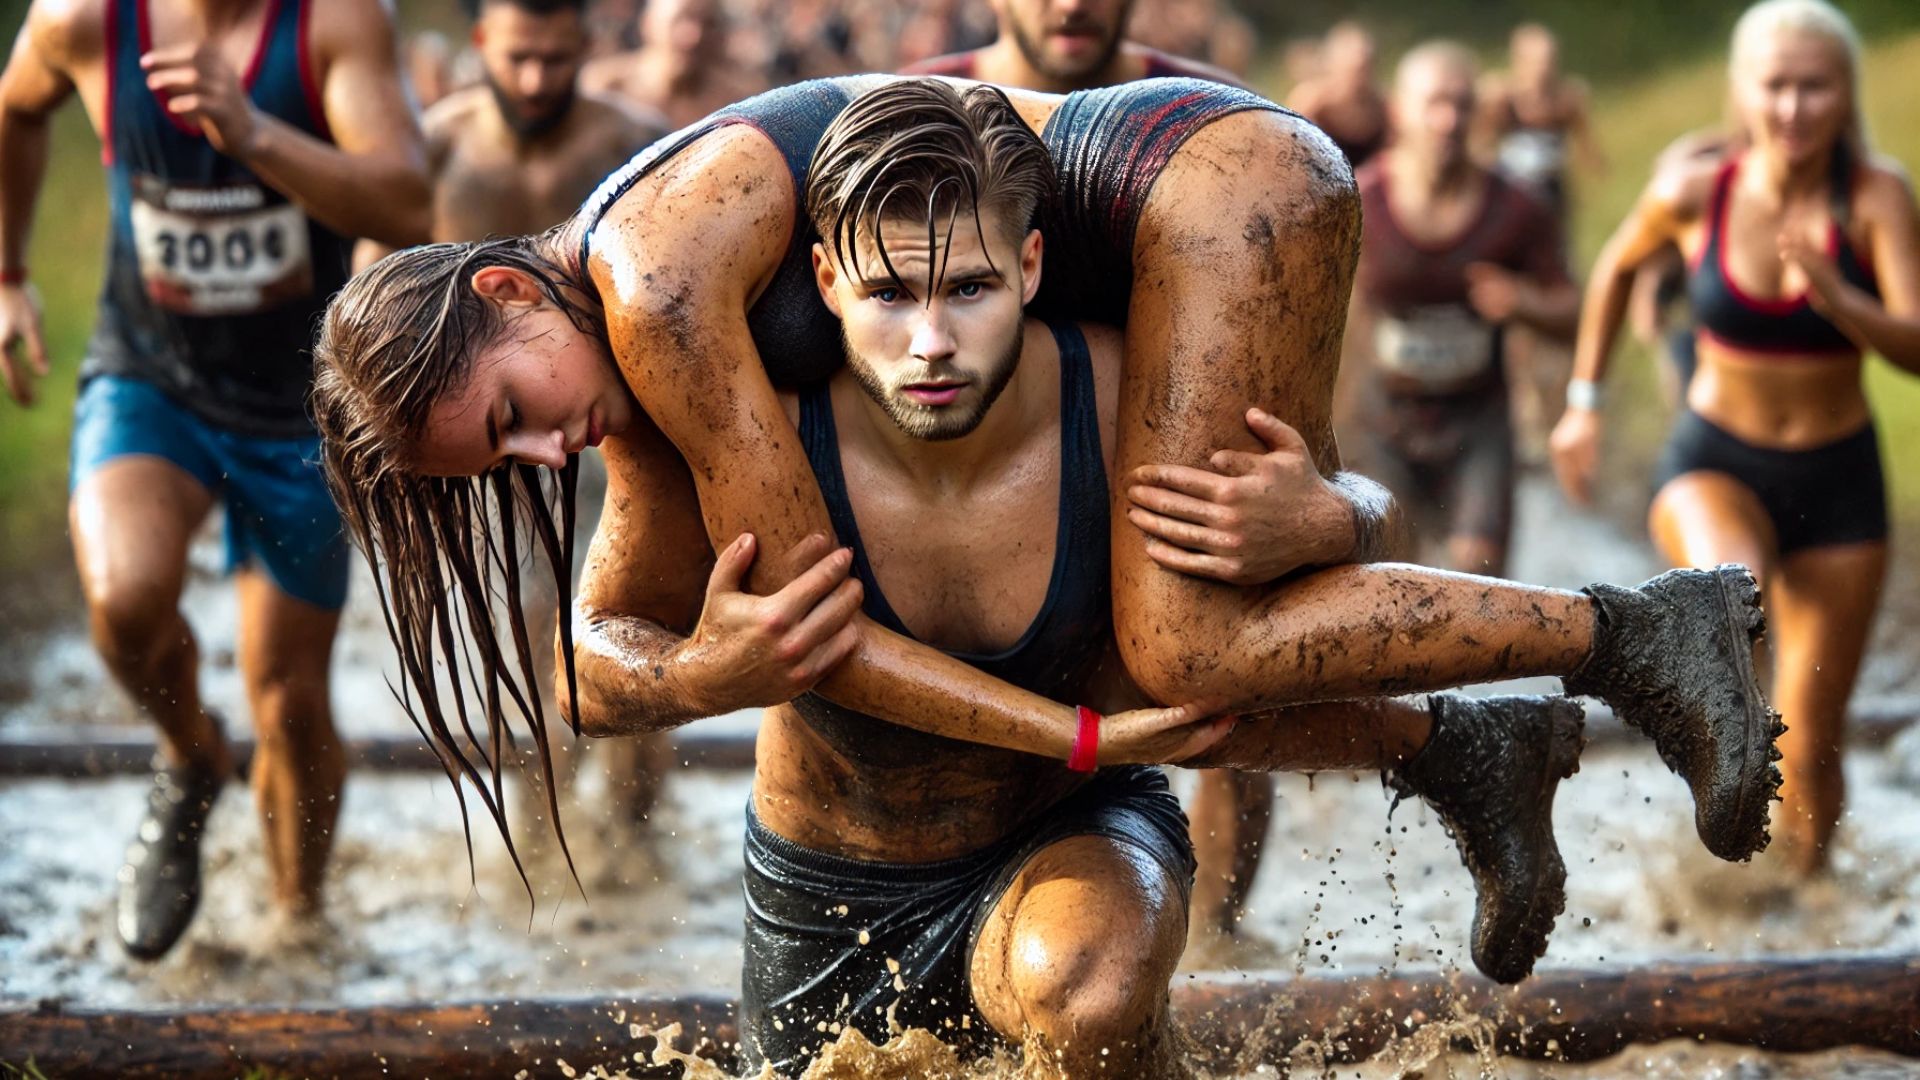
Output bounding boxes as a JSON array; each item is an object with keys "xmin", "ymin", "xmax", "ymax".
[
  {"xmin": 1114, "ymin": 108, "xmax": 1599, "ymax": 706},
  {"xmin": 1767, "ymin": 542, "xmax": 1886, "ymax": 875}
]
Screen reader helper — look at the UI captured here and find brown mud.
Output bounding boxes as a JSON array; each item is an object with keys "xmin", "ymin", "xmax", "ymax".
[{"xmin": 4, "ymin": 478, "xmax": 1920, "ymax": 1078}]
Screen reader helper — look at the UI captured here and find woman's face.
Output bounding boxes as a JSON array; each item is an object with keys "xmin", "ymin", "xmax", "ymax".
[
  {"xmin": 1735, "ymin": 28, "xmax": 1851, "ymax": 167},
  {"xmin": 414, "ymin": 286, "xmax": 633, "ymax": 477}
]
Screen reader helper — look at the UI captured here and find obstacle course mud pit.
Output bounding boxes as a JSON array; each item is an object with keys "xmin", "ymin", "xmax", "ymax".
[{"xmin": 6, "ymin": 479, "xmax": 1920, "ymax": 1077}]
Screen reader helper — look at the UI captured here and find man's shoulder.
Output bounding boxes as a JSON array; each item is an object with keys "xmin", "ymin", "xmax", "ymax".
[
  {"xmin": 304, "ymin": 0, "xmax": 398, "ymax": 57},
  {"xmin": 422, "ymin": 86, "xmax": 487, "ymax": 137},
  {"xmin": 21, "ymin": 0, "xmax": 110, "ymax": 69}
]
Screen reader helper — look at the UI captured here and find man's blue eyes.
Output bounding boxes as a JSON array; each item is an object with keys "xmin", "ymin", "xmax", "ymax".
[{"xmin": 872, "ymin": 283, "xmax": 984, "ymax": 303}]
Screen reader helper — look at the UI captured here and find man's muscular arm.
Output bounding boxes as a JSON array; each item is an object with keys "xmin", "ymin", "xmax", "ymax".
[
  {"xmin": 568, "ymin": 411, "xmax": 863, "ymax": 736},
  {"xmin": 587, "ymin": 125, "xmax": 1218, "ymax": 760},
  {"xmin": 141, "ymin": 0, "xmax": 428, "ymax": 245},
  {"xmin": 0, "ymin": 1, "xmax": 83, "ymax": 405}
]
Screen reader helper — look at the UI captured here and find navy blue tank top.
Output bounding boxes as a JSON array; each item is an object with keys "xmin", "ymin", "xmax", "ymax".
[
  {"xmin": 86, "ymin": 0, "xmax": 352, "ymax": 437},
  {"xmin": 788, "ymin": 321, "xmax": 1110, "ymax": 769},
  {"xmin": 1688, "ymin": 155, "xmax": 1878, "ymax": 358},
  {"xmin": 576, "ymin": 76, "xmax": 1282, "ymax": 385}
]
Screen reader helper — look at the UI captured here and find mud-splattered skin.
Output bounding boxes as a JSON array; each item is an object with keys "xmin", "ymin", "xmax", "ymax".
[{"xmin": 564, "ymin": 84, "xmax": 1607, "ymax": 771}]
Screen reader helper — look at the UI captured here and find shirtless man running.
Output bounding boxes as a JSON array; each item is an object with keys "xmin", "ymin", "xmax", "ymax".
[
  {"xmin": 0, "ymin": 0, "xmax": 425, "ymax": 958},
  {"xmin": 1344, "ymin": 43, "xmax": 1578, "ymax": 576}
]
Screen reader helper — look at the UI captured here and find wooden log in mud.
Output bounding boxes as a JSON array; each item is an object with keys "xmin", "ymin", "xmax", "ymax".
[
  {"xmin": 0, "ymin": 728, "xmax": 757, "ymax": 778},
  {"xmin": 1177, "ymin": 954, "xmax": 1920, "ymax": 1068},
  {"xmin": 5, "ymin": 956, "xmax": 1917, "ymax": 1078},
  {"xmin": 5, "ymin": 696, "xmax": 1917, "ymax": 780},
  {"xmin": 0, "ymin": 992, "xmax": 739, "ymax": 1080}
]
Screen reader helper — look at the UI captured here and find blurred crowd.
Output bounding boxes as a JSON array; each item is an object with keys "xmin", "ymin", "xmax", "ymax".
[{"xmin": 408, "ymin": 0, "xmax": 1262, "ymax": 116}]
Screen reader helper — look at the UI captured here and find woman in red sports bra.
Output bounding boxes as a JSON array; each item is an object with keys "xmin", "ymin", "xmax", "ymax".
[{"xmin": 1550, "ymin": 0, "xmax": 1920, "ymax": 875}]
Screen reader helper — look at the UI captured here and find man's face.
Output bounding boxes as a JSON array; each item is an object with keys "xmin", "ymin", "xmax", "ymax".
[
  {"xmin": 475, "ymin": 2, "xmax": 587, "ymax": 138},
  {"xmin": 1393, "ymin": 57, "xmax": 1476, "ymax": 168},
  {"xmin": 815, "ymin": 207, "xmax": 1042, "ymax": 442},
  {"xmin": 997, "ymin": 0, "xmax": 1135, "ymax": 83}
]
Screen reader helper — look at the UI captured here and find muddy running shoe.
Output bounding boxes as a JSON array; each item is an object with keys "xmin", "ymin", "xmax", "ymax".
[
  {"xmin": 1563, "ymin": 565, "xmax": 1784, "ymax": 863},
  {"xmin": 1388, "ymin": 694, "xmax": 1584, "ymax": 984},
  {"xmin": 116, "ymin": 758, "xmax": 224, "ymax": 960}
]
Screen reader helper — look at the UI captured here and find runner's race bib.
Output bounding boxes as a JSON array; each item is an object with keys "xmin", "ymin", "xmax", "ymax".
[
  {"xmin": 129, "ymin": 175, "xmax": 312, "ymax": 316},
  {"xmin": 1498, "ymin": 130, "xmax": 1567, "ymax": 188},
  {"xmin": 1374, "ymin": 306, "xmax": 1497, "ymax": 387}
]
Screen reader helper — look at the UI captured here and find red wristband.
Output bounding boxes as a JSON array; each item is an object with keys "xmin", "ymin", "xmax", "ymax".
[
  {"xmin": 1066, "ymin": 705, "xmax": 1101, "ymax": 773},
  {"xmin": 0, "ymin": 267, "xmax": 25, "ymax": 286}
]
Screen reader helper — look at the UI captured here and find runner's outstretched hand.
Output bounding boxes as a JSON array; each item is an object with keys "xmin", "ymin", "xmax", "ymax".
[
  {"xmin": 1126, "ymin": 407, "xmax": 1348, "ymax": 585},
  {"xmin": 1099, "ymin": 701, "xmax": 1236, "ymax": 766},
  {"xmin": 678, "ymin": 532, "xmax": 863, "ymax": 713},
  {"xmin": 0, "ymin": 283, "xmax": 48, "ymax": 407}
]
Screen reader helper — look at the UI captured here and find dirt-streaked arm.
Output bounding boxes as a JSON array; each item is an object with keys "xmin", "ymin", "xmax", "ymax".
[{"xmin": 585, "ymin": 125, "xmax": 1091, "ymax": 759}]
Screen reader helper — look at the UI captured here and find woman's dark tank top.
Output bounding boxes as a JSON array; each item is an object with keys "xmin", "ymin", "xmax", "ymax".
[
  {"xmin": 788, "ymin": 321, "xmax": 1109, "ymax": 769},
  {"xmin": 576, "ymin": 75, "xmax": 1283, "ymax": 385},
  {"xmin": 87, "ymin": 0, "xmax": 352, "ymax": 437},
  {"xmin": 1688, "ymin": 154, "xmax": 1879, "ymax": 358}
]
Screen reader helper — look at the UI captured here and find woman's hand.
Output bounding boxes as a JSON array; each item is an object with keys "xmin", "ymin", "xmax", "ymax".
[
  {"xmin": 1097, "ymin": 701, "xmax": 1237, "ymax": 766},
  {"xmin": 677, "ymin": 532, "xmax": 864, "ymax": 714},
  {"xmin": 1549, "ymin": 406, "xmax": 1604, "ymax": 506},
  {"xmin": 1779, "ymin": 229, "xmax": 1847, "ymax": 315}
]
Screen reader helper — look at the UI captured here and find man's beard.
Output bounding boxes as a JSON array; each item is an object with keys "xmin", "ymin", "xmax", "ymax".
[
  {"xmin": 486, "ymin": 74, "xmax": 576, "ymax": 140},
  {"xmin": 1007, "ymin": 5, "xmax": 1129, "ymax": 84},
  {"xmin": 845, "ymin": 321, "xmax": 1024, "ymax": 442}
]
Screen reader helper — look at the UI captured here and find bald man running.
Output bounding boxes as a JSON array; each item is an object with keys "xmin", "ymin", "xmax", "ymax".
[
  {"xmin": 1286, "ymin": 20, "xmax": 1389, "ymax": 169},
  {"xmin": 1344, "ymin": 43, "xmax": 1578, "ymax": 576},
  {"xmin": 579, "ymin": 0, "xmax": 764, "ymax": 129}
]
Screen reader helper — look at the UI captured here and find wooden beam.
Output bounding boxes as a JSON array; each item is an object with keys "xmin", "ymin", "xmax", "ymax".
[
  {"xmin": 2, "ymin": 697, "xmax": 1913, "ymax": 780},
  {"xmin": 0, "ymin": 729, "xmax": 756, "ymax": 779},
  {"xmin": 4, "ymin": 956, "xmax": 1916, "ymax": 1078}
]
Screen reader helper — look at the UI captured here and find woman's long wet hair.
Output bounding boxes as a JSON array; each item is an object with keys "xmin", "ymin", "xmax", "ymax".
[
  {"xmin": 311, "ymin": 230, "xmax": 599, "ymax": 896},
  {"xmin": 1729, "ymin": 0, "xmax": 1870, "ymax": 226}
]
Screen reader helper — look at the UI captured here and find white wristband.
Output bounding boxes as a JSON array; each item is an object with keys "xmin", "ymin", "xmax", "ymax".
[{"xmin": 1566, "ymin": 378, "xmax": 1603, "ymax": 412}]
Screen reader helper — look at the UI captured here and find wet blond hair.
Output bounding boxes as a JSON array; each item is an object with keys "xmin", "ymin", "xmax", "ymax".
[{"xmin": 1730, "ymin": 0, "xmax": 1870, "ymax": 166}]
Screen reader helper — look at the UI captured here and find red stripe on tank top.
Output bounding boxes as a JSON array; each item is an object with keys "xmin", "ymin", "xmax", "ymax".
[
  {"xmin": 138, "ymin": 0, "xmax": 280, "ymax": 139},
  {"xmin": 1713, "ymin": 154, "xmax": 1839, "ymax": 316},
  {"xmin": 296, "ymin": 0, "xmax": 330, "ymax": 141}
]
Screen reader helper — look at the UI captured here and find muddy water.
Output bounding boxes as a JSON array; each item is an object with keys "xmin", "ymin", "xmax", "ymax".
[{"xmin": 4, "ymin": 477, "xmax": 1920, "ymax": 1078}]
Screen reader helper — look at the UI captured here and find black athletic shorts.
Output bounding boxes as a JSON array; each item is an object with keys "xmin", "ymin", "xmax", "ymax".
[
  {"xmin": 1653, "ymin": 409, "xmax": 1886, "ymax": 556},
  {"xmin": 738, "ymin": 765, "xmax": 1195, "ymax": 1076}
]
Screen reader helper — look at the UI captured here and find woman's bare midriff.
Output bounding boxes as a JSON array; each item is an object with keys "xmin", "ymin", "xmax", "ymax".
[{"xmin": 1687, "ymin": 342, "xmax": 1870, "ymax": 448}]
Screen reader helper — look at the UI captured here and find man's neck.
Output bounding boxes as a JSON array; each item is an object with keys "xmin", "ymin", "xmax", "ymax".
[
  {"xmin": 975, "ymin": 38, "xmax": 1143, "ymax": 95},
  {"xmin": 837, "ymin": 320, "xmax": 1054, "ymax": 493}
]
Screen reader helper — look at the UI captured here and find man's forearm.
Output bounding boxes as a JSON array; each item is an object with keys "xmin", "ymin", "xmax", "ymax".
[
  {"xmin": 0, "ymin": 107, "xmax": 52, "ymax": 270},
  {"xmin": 242, "ymin": 114, "xmax": 429, "ymax": 246}
]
